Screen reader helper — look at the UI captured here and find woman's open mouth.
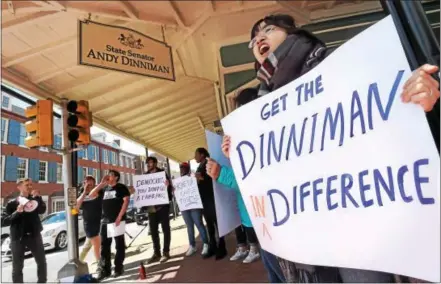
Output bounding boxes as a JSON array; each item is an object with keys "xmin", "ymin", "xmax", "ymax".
[{"xmin": 259, "ymin": 43, "xmax": 270, "ymax": 55}]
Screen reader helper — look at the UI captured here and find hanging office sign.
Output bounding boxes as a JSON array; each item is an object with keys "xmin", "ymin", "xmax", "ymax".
[{"xmin": 78, "ymin": 20, "xmax": 175, "ymax": 81}]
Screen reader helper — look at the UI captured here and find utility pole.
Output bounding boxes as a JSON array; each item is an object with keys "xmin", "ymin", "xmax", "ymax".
[{"xmin": 57, "ymin": 99, "xmax": 88, "ymax": 282}]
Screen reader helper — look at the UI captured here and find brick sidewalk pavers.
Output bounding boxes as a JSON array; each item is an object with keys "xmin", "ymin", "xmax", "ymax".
[{"xmin": 98, "ymin": 216, "xmax": 268, "ymax": 283}]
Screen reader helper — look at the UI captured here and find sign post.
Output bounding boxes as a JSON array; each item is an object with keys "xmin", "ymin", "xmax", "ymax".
[{"xmin": 57, "ymin": 99, "xmax": 88, "ymax": 282}]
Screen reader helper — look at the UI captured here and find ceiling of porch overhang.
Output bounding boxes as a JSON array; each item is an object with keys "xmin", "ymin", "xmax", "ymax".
[{"xmin": 2, "ymin": 0, "xmax": 391, "ymax": 162}]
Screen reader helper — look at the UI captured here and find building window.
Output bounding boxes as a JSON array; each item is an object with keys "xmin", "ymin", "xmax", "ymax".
[
  {"xmin": 54, "ymin": 134, "xmax": 62, "ymax": 149},
  {"xmin": 91, "ymin": 145, "xmax": 98, "ymax": 161},
  {"xmin": 17, "ymin": 158, "xmax": 28, "ymax": 179},
  {"xmin": 2, "ymin": 95, "xmax": 10, "ymax": 109},
  {"xmin": 120, "ymin": 156, "xmax": 124, "ymax": 167},
  {"xmin": 120, "ymin": 172, "xmax": 125, "ymax": 184},
  {"xmin": 56, "ymin": 163, "xmax": 63, "ymax": 183},
  {"xmin": 39, "ymin": 161, "xmax": 48, "ymax": 182},
  {"xmin": 19, "ymin": 123, "xmax": 27, "ymax": 146},
  {"xmin": 92, "ymin": 168, "xmax": 98, "ymax": 182},
  {"xmin": 127, "ymin": 173, "xmax": 132, "ymax": 186},
  {"xmin": 103, "ymin": 150, "xmax": 108, "ymax": 164},
  {"xmin": 1, "ymin": 118, "xmax": 8, "ymax": 143},
  {"xmin": 111, "ymin": 152, "xmax": 117, "ymax": 165},
  {"xmin": 52, "ymin": 199, "xmax": 65, "ymax": 213},
  {"xmin": 82, "ymin": 167, "xmax": 87, "ymax": 180}
]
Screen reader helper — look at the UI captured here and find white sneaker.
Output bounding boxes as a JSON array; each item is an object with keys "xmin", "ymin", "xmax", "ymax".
[
  {"xmin": 185, "ymin": 246, "xmax": 197, "ymax": 256},
  {"xmin": 243, "ymin": 250, "xmax": 260, "ymax": 263},
  {"xmin": 201, "ymin": 243, "xmax": 209, "ymax": 256},
  {"xmin": 230, "ymin": 248, "xmax": 248, "ymax": 261}
]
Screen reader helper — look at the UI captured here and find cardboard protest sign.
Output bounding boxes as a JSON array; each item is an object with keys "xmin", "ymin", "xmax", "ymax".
[
  {"xmin": 206, "ymin": 130, "xmax": 241, "ymax": 237},
  {"xmin": 133, "ymin": 172, "xmax": 169, "ymax": 208},
  {"xmin": 221, "ymin": 16, "xmax": 440, "ymax": 282},
  {"xmin": 173, "ymin": 175, "xmax": 203, "ymax": 211}
]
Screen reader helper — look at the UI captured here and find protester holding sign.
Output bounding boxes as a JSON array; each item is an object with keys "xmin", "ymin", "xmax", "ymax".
[
  {"xmin": 207, "ymin": 89, "xmax": 261, "ymax": 264},
  {"xmin": 144, "ymin": 156, "xmax": 174, "ymax": 264},
  {"xmin": 76, "ymin": 175, "xmax": 103, "ymax": 264},
  {"xmin": 5, "ymin": 178, "xmax": 47, "ymax": 283},
  {"xmin": 176, "ymin": 162, "xmax": 209, "ymax": 257},
  {"xmin": 89, "ymin": 170, "xmax": 130, "ymax": 280},
  {"xmin": 221, "ymin": 13, "xmax": 440, "ymax": 283},
  {"xmin": 195, "ymin": 148, "xmax": 228, "ymax": 260}
]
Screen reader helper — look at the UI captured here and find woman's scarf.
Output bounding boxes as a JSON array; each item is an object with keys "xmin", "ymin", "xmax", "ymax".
[{"xmin": 256, "ymin": 33, "xmax": 327, "ymax": 97}]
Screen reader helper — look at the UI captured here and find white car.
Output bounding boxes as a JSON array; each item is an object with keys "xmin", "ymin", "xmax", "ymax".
[{"xmin": 1, "ymin": 211, "xmax": 87, "ymax": 257}]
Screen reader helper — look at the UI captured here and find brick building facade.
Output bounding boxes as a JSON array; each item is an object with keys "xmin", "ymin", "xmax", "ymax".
[{"xmin": 1, "ymin": 91, "xmax": 141, "ymax": 215}]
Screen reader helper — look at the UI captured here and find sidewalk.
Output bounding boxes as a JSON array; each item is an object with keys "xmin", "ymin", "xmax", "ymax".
[{"xmin": 94, "ymin": 216, "xmax": 268, "ymax": 283}]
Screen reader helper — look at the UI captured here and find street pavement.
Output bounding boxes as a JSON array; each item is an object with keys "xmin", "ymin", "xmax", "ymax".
[
  {"xmin": 1, "ymin": 222, "xmax": 149, "ymax": 283},
  {"xmin": 1, "ymin": 216, "xmax": 268, "ymax": 283}
]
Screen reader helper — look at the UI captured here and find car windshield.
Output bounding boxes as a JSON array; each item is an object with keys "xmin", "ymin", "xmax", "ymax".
[{"xmin": 41, "ymin": 212, "xmax": 66, "ymax": 225}]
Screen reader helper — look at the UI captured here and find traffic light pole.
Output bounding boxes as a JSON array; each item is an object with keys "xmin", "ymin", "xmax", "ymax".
[{"xmin": 57, "ymin": 99, "xmax": 88, "ymax": 282}]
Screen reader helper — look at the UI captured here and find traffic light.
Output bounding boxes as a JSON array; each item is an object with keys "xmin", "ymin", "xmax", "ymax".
[
  {"xmin": 66, "ymin": 100, "xmax": 92, "ymax": 145},
  {"xmin": 24, "ymin": 100, "xmax": 54, "ymax": 148}
]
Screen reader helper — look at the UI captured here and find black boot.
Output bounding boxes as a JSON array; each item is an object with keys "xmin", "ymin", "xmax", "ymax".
[
  {"xmin": 202, "ymin": 244, "xmax": 216, "ymax": 259},
  {"xmin": 215, "ymin": 246, "xmax": 227, "ymax": 260}
]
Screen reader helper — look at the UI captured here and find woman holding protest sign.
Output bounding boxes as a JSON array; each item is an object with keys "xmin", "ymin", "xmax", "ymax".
[
  {"xmin": 207, "ymin": 88, "xmax": 287, "ymax": 282},
  {"xmin": 207, "ymin": 89, "xmax": 261, "ymax": 265},
  {"xmin": 195, "ymin": 148, "xmax": 228, "ymax": 260},
  {"xmin": 236, "ymin": 12, "xmax": 439, "ymax": 283},
  {"xmin": 177, "ymin": 162, "xmax": 210, "ymax": 257}
]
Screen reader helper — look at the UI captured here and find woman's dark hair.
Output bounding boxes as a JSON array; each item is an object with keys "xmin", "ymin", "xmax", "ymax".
[
  {"xmin": 250, "ymin": 14, "xmax": 297, "ymax": 40},
  {"xmin": 147, "ymin": 156, "xmax": 158, "ymax": 164},
  {"xmin": 109, "ymin": 169, "xmax": 120, "ymax": 182},
  {"xmin": 235, "ymin": 88, "xmax": 259, "ymax": 108},
  {"xmin": 195, "ymin": 147, "xmax": 210, "ymax": 158}
]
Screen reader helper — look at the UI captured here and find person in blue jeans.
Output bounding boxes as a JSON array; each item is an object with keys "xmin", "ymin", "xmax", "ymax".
[
  {"xmin": 207, "ymin": 144, "xmax": 286, "ymax": 281},
  {"xmin": 177, "ymin": 162, "xmax": 209, "ymax": 257},
  {"xmin": 205, "ymin": 88, "xmax": 285, "ymax": 281}
]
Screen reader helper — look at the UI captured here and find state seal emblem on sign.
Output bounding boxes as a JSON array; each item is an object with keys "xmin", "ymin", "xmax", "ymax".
[{"xmin": 118, "ymin": 33, "xmax": 144, "ymax": 49}]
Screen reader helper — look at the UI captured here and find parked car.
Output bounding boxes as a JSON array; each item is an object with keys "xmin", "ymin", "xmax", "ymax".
[
  {"xmin": 135, "ymin": 207, "xmax": 149, "ymax": 226},
  {"xmin": 1, "ymin": 207, "xmax": 11, "ymax": 244},
  {"xmin": 1, "ymin": 211, "xmax": 87, "ymax": 257},
  {"xmin": 126, "ymin": 197, "xmax": 136, "ymax": 223}
]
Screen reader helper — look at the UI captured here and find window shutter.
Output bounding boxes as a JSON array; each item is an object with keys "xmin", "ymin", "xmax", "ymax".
[
  {"xmin": 48, "ymin": 162, "xmax": 57, "ymax": 183},
  {"xmin": 77, "ymin": 149, "xmax": 84, "ymax": 159},
  {"xmin": 7, "ymin": 120, "xmax": 20, "ymax": 145},
  {"xmin": 78, "ymin": 166, "xmax": 83, "ymax": 183},
  {"xmin": 87, "ymin": 145, "xmax": 93, "ymax": 159},
  {"xmin": 29, "ymin": 159, "xmax": 39, "ymax": 181},
  {"xmin": 5, "ymin": 156, "xmax": 18, "ymax": 181}
]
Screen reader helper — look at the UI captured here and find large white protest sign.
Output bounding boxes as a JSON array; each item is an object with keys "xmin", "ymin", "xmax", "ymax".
[
  {"xmin": 206, "ymin": 130, "xmax": 241, "ymax": 237},
  {"xmin": 133, "ymin": 172, "xmax": 169, "ymax": 208},
  {"xmin": 221, "ymin": 16, "xmax": 440, "ymax": 282},
  {"xmin": 174, "ymin": 175, "xmax": 203, "ymax": 211}
]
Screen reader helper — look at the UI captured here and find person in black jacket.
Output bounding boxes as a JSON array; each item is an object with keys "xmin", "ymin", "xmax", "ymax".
[
  {"xmin": 5, "ymin": 178, "xmax": 47, "ymax": 283},
  {"xmin": 195, "ymin": 147, "xmax": 227, "ymax": 260},
  {"xmin": 145, "ymin": 156, "xmax": 173, "ymax": 264}
]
